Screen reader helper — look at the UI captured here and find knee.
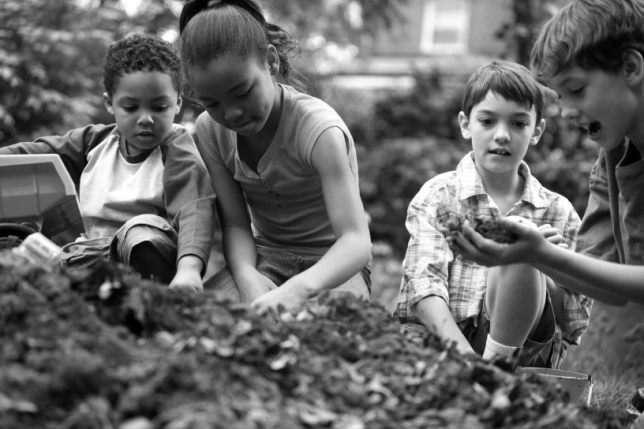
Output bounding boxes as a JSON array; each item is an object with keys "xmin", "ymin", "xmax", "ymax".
[
  {"xmin": 486, "ymin": 264, "xmax": 546, "ymax": 303},
  {"xmin": 488, "ymin": 264, "xmax": 544, "ymax": 288}
]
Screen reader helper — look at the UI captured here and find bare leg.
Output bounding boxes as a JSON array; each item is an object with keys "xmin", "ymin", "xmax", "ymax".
[
  {"xmin": 485, "ymin": 264, "xmax": 547, "ymax": 347},
  {"xmin": 129, "ymin": 242, "xmax": 177, "ymax": 285}
]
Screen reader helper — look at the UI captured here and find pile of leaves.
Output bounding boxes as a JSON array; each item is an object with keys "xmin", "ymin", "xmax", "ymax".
[{"xmin": 0, "ymin": 251, "xmax": 627, "ymax": 429}]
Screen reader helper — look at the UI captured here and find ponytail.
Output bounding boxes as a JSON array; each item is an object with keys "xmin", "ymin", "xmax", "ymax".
[{"xmin": 180, "ymin": 0, "xmax": 308, "ymax": 92}]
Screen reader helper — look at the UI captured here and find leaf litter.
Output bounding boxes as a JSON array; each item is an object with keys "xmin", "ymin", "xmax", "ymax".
[{"xmin": 0, "ymin": 251, "xmax": 628, "ymax": 429}]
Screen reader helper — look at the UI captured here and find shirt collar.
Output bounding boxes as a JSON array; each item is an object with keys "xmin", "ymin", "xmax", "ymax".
[{"xmin": 456, "ymin": 152, "xmax": 550, "ymax": 209}]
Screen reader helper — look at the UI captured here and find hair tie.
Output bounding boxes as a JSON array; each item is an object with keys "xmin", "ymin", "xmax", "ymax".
[{"xmin": 179, "ymin": 0, "xmax": 222, "ymax": 34}]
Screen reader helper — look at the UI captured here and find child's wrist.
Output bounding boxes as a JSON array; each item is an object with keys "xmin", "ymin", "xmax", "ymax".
[{"xmin": 177, "ymin": 254, "xmax": 204, "ymax": 274}]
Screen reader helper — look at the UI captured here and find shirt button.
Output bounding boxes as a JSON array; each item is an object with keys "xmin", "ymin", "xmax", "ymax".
[
  {"xmin": 263, "ymin": 181, "xmax": 269, "ymax": 187},
  {"xmin": 277, "ymin": 204, "xmax": 283, "ymax": 209}
]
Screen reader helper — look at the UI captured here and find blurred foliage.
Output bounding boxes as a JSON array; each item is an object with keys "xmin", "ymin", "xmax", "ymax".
[
  {"xmin": 266, "ymin": 0, "xmax": 407, "ymax": 75},
  {"xmin": 0, "ymin": 0, "xmax": 181, "ymax": 144},
  {"xmin": 0, "ymin": 0, "xmax": 404, "ymax": 145}
]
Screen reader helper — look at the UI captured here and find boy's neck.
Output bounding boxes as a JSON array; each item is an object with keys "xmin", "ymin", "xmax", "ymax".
[{"xmin": 476, "ymin": 165, "xmax": 525, "ymax": 215}]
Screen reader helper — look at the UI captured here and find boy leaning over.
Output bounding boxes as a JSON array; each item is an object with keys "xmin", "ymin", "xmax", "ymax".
[
  {"xmin": 394, "ymin": 61, "xmax": 592, "ymax": 368},
  {"xmin": 449, "ymin": 0, "xmax": 644, "ymax": 306}
]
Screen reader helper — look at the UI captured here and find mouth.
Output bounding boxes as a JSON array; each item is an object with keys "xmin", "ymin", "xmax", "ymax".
[
  {"xmin": 488, "ymin": 148, "xmax": 511, "ymax": 156},
  {"xmin": 577, "ymin": 121, "xmax": 602, "ymax": 140},
  {"xmin": 228, "ymin": 118, "xmax": 253, "ymax": 130},
  {"xmin": 588, "ymin": 121, "xmax": 602, "ymax": 139},
  {"xmin": 137, "ymin": 131, "xmax": 154, "ymax": 138}
]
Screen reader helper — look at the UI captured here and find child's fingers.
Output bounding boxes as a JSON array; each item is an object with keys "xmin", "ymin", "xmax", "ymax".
[
  {"xmin": 496, "ymin": 216, "xmax": 539, "ymax": 236},
  {"xmin": 545, "ymin": 234, "xmax": 563, "ymax": 244}
]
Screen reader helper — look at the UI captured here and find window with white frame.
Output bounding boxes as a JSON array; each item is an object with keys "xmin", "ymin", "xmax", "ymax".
[{"xmin": 419, "ymin": 0, "xmax": 470, "ymax": 54}]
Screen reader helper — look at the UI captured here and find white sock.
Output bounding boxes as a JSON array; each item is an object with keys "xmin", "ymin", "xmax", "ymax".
[{"xmin": 482, "ymin": 335, "xmax": 518, "ymax": 361}]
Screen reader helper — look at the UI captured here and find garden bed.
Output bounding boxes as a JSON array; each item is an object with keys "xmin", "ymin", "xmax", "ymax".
[{"xmin": 0, "ymin": 251, "xmax": 628, "ymax": 429}]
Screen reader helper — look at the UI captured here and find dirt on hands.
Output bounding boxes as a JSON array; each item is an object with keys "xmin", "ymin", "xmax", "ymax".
[{"xmin": 444, "ymin": 215, "xmax": 519, "ymax": 244}]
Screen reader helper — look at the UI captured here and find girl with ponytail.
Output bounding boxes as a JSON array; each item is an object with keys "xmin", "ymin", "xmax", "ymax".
[{"xmin": 180, "ymin": 0, "xmax": 372, "ymax": 313}]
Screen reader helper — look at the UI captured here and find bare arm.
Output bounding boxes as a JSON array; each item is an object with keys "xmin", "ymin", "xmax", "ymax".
[
  {"xmin": 415, "ymin": 296, "xmax": 475, "ymax": 355},
  {"xmin": 449, "ymin": 217, "xmax": 633, "ymax": 305},
  {"xmin": 210, "ymin": 162, "xmax": 277, "ymax": 302},
  {"xmin": 252, "ymin": 127, "xmax": 371, "ymax": 312}
]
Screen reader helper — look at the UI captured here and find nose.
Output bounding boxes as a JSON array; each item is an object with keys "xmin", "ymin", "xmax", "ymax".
[
  {"xmin": 224, "ymin": 106, "xmax": 243, "ymax": 122},
  {"xmin": 494, "ymin": 123, "xmax": 510, "ymax": 143},
  {"xmin": 138, "ymin": 110, "xmax": 153, "ymax": 125},
  {"xmin": 560, "ymin": 99, "xmax": 579, "ymax": 121}
]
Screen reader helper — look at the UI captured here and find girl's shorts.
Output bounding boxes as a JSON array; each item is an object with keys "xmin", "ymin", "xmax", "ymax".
[
  {"xmin": 59, "ymin": 214, "xmax": 177, "ymax": 268},
  {"xmin": 204, "ymin": 245, "xmax": 371, "ymax": 307}
]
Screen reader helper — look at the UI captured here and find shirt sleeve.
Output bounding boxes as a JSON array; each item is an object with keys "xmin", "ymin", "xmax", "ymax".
[
  {"xmin": 161, "ymin": 125, "xmax": 217, "ymax": 274},
  {"xmin": 395, "ymin": 182, "xmax": 453, "ymax": 322},
  {"xmin": 0, "ymin": 124, "xmax": 115, "ymax": 184},
  {"xmin": 558, "ymin": 205, "xmax": 593, "ymax": 345},
  {"xmin": 576, "ymin": 150, "xmax": 619, "ymax": 262}
]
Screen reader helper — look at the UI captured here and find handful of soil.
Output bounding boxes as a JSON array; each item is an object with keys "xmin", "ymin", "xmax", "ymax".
[{"xmin": 444, "ymin": 215, "xmax": 518, "ymax": 244}]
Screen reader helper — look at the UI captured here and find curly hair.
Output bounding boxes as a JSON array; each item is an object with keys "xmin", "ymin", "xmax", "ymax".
[{"xmin": 103, "ymin": 33, "xmax": 182, "ymax": 97}]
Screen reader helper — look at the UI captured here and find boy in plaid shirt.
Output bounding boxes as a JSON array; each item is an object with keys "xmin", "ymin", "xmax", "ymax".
[{"xmin": 393, "ymin": 61, "xmax": 592, "ymax": 368}]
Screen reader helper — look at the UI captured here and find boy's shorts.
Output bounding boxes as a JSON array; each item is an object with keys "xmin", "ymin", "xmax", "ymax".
[
  {"xmin": 204, "ymin": 245, "xmax": 371, "ymax": 307},
  {"xmin": 462, "ymin": 290, "xmax": 557, "ymax": 368},
  {"xmin": 403, "ymin": 291, "xmax": 556, "ymax": 368},
  {"xmin": 60, "ymin": 214, "xmax": 177, "ymax": 269}
]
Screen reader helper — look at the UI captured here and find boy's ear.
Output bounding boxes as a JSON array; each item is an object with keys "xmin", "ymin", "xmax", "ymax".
[
  {"xmin": 530, "ymin": 118, "xmax": 547, "ymax": 145},
  {"xmin": 622, "ymin": 48, "xmax": 644, "ymax": 87},
  {"xmin": 103, "ymin": 93, "xmax": 114, "ymax": 115},
  {"xmin": 458, "ymin": 111, "xmax": 472, "ymax": 139},
  {"xmin": 266, "ymin": 44, "xmax": 280, "ymax": 76},
  {"xmin": 176, "ymin": 95, "xmax": 183, "ymax": 114}
]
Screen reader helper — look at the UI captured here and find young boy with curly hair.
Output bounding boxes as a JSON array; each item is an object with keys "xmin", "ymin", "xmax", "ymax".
[
  {"xmin": 448, "ymin": 0, "xmax": 644, "ymax": 306},
  {"xmin": 394, "ymin": 61, "xmax": 592, "ymax": 368},
  {"xmin": 0, "ymin": 33, "xmax": 216, "ymax": 292}
]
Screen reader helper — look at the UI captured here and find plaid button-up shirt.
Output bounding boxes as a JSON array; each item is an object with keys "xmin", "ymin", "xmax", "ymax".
[{"xmin": 393, "ymin": 153, "xmax": 592, "ymax": 367}]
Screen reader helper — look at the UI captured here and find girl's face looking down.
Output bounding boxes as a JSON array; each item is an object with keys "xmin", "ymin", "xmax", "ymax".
[{"xmin": 190, "ymin": 48, "xmax": 280, "ymax": 137}]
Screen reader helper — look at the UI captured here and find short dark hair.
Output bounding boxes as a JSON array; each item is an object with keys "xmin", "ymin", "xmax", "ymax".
[
  {"xmin": 179, "ymin": 0, "xmax": 307, "ymax": 95},
  {"xmin": 462, "ymin": 61, "xmax": 545, "ymax": 122},
  {"xmin": 103, "ymin": 33, "xmax": 182, "ymax": 97},
  {"xmin": 530, "ymin": 0, "xmax": 644, "ymax": 81}
]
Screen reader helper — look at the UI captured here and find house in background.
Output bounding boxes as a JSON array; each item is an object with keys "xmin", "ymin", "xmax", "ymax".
[{"xmin": 330, "ymin": 0, "xmax": 569, "ymax": 88}]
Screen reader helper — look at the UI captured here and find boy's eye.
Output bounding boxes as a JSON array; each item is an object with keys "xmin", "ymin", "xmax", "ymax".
[
  {"xmin": 479, "ymin": 118, "xmax": 495, "ymax": 126},
  {"xmin": 154, "ymin": 105, "xmax": 169, "ymax": 112},
  {"xmin": 569, "ymin": 86, "xmax": 584, "ymax": 95},
  {"xmin": 514, "ymin": 121, "xmax": 528, "ymax": 129},
  {"xmin": 123, "ymin": 106, "xmax": 137, "ymax": 112},
  {"xmin": 237, "ymin": 87, "xmax": 252, "ymax": 98}
]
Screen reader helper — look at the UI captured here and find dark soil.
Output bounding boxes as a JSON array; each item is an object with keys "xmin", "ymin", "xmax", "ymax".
[
  {"xmin": 0, "ymin": 251, "xmax": 628, "ymax": 429},
  {"xmin": 445, "ymin": 216, "xmax": 518, "ymax": 244}
]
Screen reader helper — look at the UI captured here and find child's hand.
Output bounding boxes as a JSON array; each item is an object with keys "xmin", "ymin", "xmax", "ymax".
[
  {"xmin": 447, "ymin": 216, "xmax": 548, "ymax": 267},
  {"xmin": 169, "ymin": 268, "xmax": 204, "ymax": 293},
  {"xmin": 251, "ymin": 280, "xmax": 310, "ymax": 315},
  {"xmin": 537, "ymin": 222, "xmax": 563, "ymax": 245},
  {"xmin": 236, "ymin": 270, "xmax": 278, "ymax": 303},
  {"xmin": 169, "ymin": 255, "xmax": 204, "ymax": 293}
]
